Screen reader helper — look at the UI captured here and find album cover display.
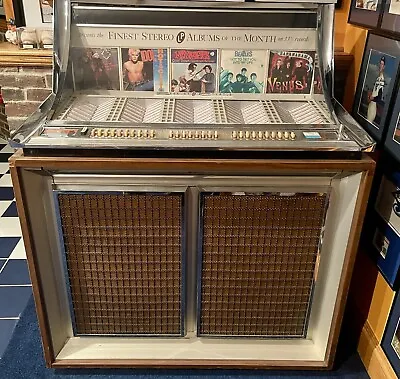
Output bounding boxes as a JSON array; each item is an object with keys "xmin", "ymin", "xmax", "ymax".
[
  {"xmin": 71, "ymin": 48, "xmax": 120, "ymax": 91},
  {"xmin": 266, "ymin": 51, "xmax": 315, "ymax": 94},
  {"xmin": 170, "ymin": 49, "xmax": 218, "ymax": 94},
  {"xmin": 219, "ymin": 50, "xmax": 267, "ymax": 94},
  {"xmin": 122, "ymin": 48, "xmax": 168, "ymax": 92}
]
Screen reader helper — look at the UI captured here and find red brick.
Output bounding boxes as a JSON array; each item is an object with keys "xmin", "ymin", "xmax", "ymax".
[
  {"xmin": 0, "ymin": 74, "xmax": 46, "ymax": 89},
  {"xmin": 5, "ymin": 102, "xmax": 40, "ymax": 117},
  {"xmin": 26, "ymin": 88, "xmax": 51, "ymax": 102},
  {"xmin": 2, "ymin": 88, "xmax": 25, "ymax": 101},
  {"xmin": 0, "ymin": 74, "xmax": 17, "ymax": 88},
  {"xmin": 0, "ymin": 67, "xmax": 19, "ymax": 73},
  {"xmin": 16, "ymin": 75, "xmax": 46, "ymax": 88}
]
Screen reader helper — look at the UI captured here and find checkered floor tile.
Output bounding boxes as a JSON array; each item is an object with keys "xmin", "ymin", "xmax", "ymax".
[{"xmin": 0, "ymin": 142, "xmax": 31, "ymax": 359}]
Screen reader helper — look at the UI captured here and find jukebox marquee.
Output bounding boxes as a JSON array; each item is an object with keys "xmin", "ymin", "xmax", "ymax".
[{"xmin": 9, "ymin": 0, "xmax": 375, "ymax": 369}]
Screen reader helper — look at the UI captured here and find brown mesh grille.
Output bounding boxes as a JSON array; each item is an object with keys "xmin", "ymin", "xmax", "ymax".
[
  {"xmin": 57, "ymin": 192, "xmax": 183, "ymax": 336},
  {"xmin": 199, "ymin": 193, "xmax": 328, "ymax": 337}
]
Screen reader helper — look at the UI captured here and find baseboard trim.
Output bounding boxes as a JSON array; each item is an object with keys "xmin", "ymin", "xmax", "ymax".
[{"xmin": 358, "ymin": 319, "xmax": 396, "ymax": 379}]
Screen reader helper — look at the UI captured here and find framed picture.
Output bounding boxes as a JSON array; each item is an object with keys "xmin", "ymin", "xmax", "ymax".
[
  {"xmin": 38, "ymin": 0, "xmax": 52, "ymax": 23},
  {"xmin": 381, "ymin": 0, "xmax": 400, "ymax": 35},
  {"xmin": 352, "ymin": 32, "xmax": 400, "ymax": 142},
  {"xmin": 348, "ymin": 0, "xmax": 383, "ymax": 28},
  {"xmin": 382, "ymin": 291, "xmax": 400, "ymax": 375},
  {"xmin": 21, "ymin": 0, "xmax": 52, "ymax": 27},
  {"xmin": 371, "ymin": 166, "xmax": 400, "ymax": 289},
  {"xmin": 384, "ymin": 81, "xmax": 400, "ymax": 160}
]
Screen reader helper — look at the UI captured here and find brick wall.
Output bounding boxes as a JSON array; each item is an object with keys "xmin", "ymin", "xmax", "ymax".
[{"xmin": 0, "ymin": 67, "xmax": 52, "ymax": 131}]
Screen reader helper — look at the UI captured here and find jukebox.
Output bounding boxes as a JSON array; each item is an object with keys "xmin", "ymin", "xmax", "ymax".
[{"xmin": 9, "ymin": 0, "xmax": 375, "ymax": 369}]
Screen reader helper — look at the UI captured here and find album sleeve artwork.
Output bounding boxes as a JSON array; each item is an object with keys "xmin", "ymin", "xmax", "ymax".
[
  {"xmin": 266, "ymin": 51, "xmax": 315, "ymax": 94},
  {"xmin": 357, "ymin": 49, "xmax": 397, "ymax": 128},
  {"xmin": 219, "ymin": 50, "xmax": 267, "ymax": 94},
  {"xmin": 122, "ymin": 48, "xmax": 168, "ymax": 92},
  {"xmin": 355, "ymin": 0, "xmax": 378, "ymax": 11},
  {"xmin": 71, "ymin": 48, "xmax": 120, "ymax": 91},
  {"xmin": 389, "ymin": 0, "xmax": 400, "ymax": 15},
  {"xmin": 170, "ymin": 49, "xmax": 218, "ymax": 94}
]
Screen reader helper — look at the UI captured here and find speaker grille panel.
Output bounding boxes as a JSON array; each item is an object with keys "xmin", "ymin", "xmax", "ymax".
[
  {"xmin": 57, "ymin": 192, "xmax": 183, "ymax": 336},
  {"xmin": 199, "ymin": 193, "xmax": 328, "ymax": 337}
]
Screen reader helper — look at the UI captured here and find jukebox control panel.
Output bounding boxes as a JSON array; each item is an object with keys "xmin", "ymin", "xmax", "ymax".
[{"xmin": 86, "ymin": 128, "xmax": 297, "ymax": 141}]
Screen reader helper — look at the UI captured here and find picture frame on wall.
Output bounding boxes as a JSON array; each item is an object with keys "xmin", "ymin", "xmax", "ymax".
[
  {"xmin": 352, "ymin": 32, "xmax": 400, "ymax": 142},
  {"xmin": 382, "ymin": 291, "xmax": 400, "ymax": 375},
  {"xmin": 21, "ymin": 0, "xmax": 52, "ymax": 27},
  {"xmin": 39, "ymin": 0, "xmax": 53, "ymax": 23},
  {"xmin": 384, "ymin": 81, "xmax": 400, "ymax": 160},
  {"xmin": 381, "ymin": 0, "xmax": 400, "ymax": 35},
  {"xmin": 348, "ymin": 0, "xmax": 383, "ymax": 29}
]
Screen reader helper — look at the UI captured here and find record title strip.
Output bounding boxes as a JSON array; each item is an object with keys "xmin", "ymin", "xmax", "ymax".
[
  {"xmin": 72, "ymin": 8, "xmax": 317, "ymax": 29},
  {"xmin": 72, "ymin": 27, "xmax": 316, "ymax": 50}
]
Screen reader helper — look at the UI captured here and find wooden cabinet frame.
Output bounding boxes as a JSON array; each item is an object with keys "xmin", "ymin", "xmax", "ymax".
[{"xmin": 9, "ymin": 151, "xmax": 375, "ymax": 369}]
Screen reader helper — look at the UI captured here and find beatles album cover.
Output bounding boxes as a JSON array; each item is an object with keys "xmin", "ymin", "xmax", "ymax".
[
  {"xmin": 170, "ymin": 49, "xmax": 218, "ymax": 94},
  {"xmin": 219, "ymin": 50, "xmax": 267, "ymax": 94},
  {"xmin": 71, "ymin": 48, "xmax": 120, "ymax": 91},
  {"xmin": 122, "ymin": 48, "xmax": 168, "ymax": 92},
  {"xmin": 357, "ymin": 49, "xmax": 397, "ymax": 129},
  {"xmin": 266, "ymin": 51, "xmax": 315, "ymax": 94},
  {"xmin": 355, "ymin": 0, "xmax": 378, "ymax": 11}
]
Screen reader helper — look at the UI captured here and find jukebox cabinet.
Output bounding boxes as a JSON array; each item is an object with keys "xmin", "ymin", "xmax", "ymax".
[{"xmin": 9, "ymin": 0, "xmax": 375, "ymax": 370}]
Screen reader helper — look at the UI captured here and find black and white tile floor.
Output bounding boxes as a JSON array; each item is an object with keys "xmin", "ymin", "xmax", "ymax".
[{"xmin": 0, "ymin": 142, "xmax": 31, "ymax": 359}]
